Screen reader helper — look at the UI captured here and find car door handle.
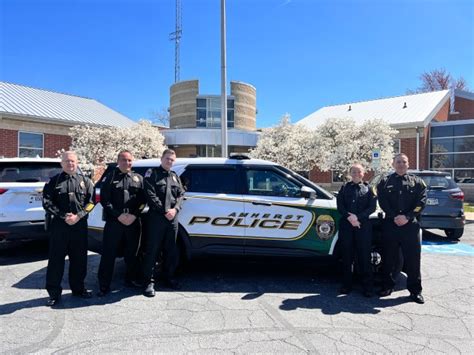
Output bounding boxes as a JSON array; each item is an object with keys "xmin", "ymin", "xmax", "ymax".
[{"xmin": 252, "ymin": 201, "xmax": 272, "ymax": 206}]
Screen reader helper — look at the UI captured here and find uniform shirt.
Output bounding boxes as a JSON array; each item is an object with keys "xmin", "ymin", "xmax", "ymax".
[
  {"xmin": 376, "ymin": 173, "xmax": 427, "ymax": 221},
  {"xmin": 337, "ymin": 181, "xmax": 377, "ymax": 221},
  {"xmin": 144, "ymin": 166, "xmax": 184, "ymax": 214},
  {"xmin": 100, "ymin": 167, "xmax": 145, "ymax": 221},
  {"xmin": 43, "ymin": 172, "xmax": 95, "ymax": 220}
]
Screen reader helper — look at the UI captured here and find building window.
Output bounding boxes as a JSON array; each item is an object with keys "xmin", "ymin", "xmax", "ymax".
[
  {"xmin": 196, "ymin": 96, "xmax": 235, "ymax": 128},
  {"xmin": 430, "ymin": 122, "xmax": 474, "ymax": 182},
  {"xmin": 18, "ymin": 132, "xmax": 43, "ymax": 157},
  {"xmin": 196, "ymin": 145, "xmax": 238, "ymax": 157},
  {"xmin": 393, "ymin": 139, "xmax": 400, "ymax": 154}
]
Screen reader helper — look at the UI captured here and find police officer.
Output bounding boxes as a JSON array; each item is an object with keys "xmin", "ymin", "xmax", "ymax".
[
  {"xmin": 43, "ymin": 151, "xmax": 95, "ymax": 306},
  {"xmin": 377, "ymin": 153, "xmax": 427, "ymax": 304},
  {"xmin": 337, "ymin": 163, "xmax": 377, "ymax": 297},
  {"xmin": 143, "ymin": 149, "xmax": 184, "ymax": 297},
  {"xmin": 97, "ymin": 150, "xmax": 145, "ymax": 297}
]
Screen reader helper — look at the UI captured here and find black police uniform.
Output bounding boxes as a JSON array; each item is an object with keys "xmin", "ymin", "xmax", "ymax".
[
  {"xmin": 42, "ymin": 171, "xmax": 95, "ymax": 300},
  {"xmin": 97, "ymin": 167, "xmax": 145, "ymax": 293},
  {"xmin": 336, "ymin": 181, "xmax": 377, "ymax": 292},
  {"xmin": 143, "ymin": 166, "xmax": 184, "ymax": 286},
  {"xmin": 376, "ymin": 173, "xmax": 427, "ymax": 295}
]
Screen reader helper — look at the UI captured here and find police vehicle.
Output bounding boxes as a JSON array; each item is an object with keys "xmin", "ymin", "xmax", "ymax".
[
  {"xmin": 88, "ymin": 156, "xmax": 343, "ymax": 262},
  {"xmin": 0, "ymin": 157, "xmax": 62, "ymax": 248}
]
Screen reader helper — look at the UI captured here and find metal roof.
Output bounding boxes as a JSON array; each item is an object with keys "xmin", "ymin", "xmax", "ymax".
[
  {"xmin": 0, "ymin": 81, "xmax": 136, "ymax": 128},
  {"xmin": 297, "ymin": 90, "xmax": 451, "ymax": 129}
]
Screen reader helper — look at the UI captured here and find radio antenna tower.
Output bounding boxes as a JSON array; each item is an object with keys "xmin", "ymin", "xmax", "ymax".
[{"xmin": 169, "ymin": 0, "xmax": 182, "ymax": 83}]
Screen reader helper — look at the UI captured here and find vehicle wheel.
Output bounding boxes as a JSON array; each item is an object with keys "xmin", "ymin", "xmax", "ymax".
[{"xmin": 444, "ymin": 228, "xmax": 464, "ymax": 240}]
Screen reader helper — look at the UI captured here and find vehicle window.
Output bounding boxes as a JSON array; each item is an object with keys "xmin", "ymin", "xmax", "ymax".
[
  {"xmin": 180, "ymin": 167, "xmax": 239, "ymax": 194},
  {"xmin": 0, "ymin": 162, "xmax": 61, "ymax": 182},
  {"xmin": 245, "ymin": 169, "xmax": 301, "ymax": 197},
  {"xmin": 275, "ymin": 165, "xmax": 333, "ymax": 200},
  {"xmin": 419, "ymin": 175, "xmax": 457, "ymax": 190}
]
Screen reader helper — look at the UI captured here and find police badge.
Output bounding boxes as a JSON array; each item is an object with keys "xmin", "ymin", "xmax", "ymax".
[
  {"xmin": 315, "ymin": 215, "xmax": 336, "ymax": 240},
  {"xmin": 80, "ymin": 181, "xmax": 85, "ymax": 189},
  {"xmin": 133, "ymin": 175, "xmax": 139, "ymax": 182}
]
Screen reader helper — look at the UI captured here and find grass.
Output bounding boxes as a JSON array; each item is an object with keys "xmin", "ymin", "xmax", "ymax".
[{"xmin": 464, "ymin": 203, "xmax": 474, "ymax": 213}]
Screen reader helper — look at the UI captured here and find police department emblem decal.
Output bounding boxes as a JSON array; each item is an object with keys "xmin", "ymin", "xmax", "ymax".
[{"xmin": 315, "ymin": 215, "xmax": 335, "ymax": 240}]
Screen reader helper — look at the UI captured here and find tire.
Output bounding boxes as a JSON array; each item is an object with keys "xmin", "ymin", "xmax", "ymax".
[{"xmin": 444, "ymin": 228, "xmax": 464, "ymax": 240}]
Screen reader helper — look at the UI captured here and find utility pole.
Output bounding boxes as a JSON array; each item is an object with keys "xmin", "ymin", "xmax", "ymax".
[
  {"xmin": 220, "ymin": 0, "xmax": 228, "ymax": 157},
  {"xmin": 169, "ymin": 0, "xmax": 182, "ymax": 83}
]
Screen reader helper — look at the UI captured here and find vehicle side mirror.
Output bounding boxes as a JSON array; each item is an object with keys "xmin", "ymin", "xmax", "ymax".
[{"xmin": 301, "ymin": 186, "xmax": 316, "ymax": 200}]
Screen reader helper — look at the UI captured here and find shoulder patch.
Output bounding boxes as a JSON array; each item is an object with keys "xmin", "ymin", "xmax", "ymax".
[{"xmin": 145, "ymin": 168, "xmax": 153, "ymax": 178}]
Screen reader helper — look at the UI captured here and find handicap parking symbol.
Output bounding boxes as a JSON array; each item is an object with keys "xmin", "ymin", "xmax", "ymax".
[{"xmin": 422, "ymin": 241, "xmax": 474, "ymax": 256}]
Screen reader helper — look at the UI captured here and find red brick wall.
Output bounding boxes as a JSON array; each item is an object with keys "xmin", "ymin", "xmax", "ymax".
[
  {"xmin": 449, "ymin": 96, "xmax": 474, "ymax": 121},
  {"xmin": 44, "ymin": 133, "xmax": 71, "ymax": 157},
  {"xmin": 0, "ymin": 128, "xmax": 71, "ymax": 158},
  {"xmin": 0, "ymin": 129, "xmax": 18, "ymax": 157},
  {"xmin": 309, "ymin": 167, "xmax": 332, "ymax": 183},
  {"xmin": 434, "ymin": 100, "xmax": 450, "ymax": 121},
  {"xmin": 399, "ymin": 135, "xmax": 428, "ymax": 170}
]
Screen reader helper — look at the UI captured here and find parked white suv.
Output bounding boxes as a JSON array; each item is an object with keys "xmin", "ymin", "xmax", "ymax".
[
  {"xmin": 0, "ymin": 157, "xmax": 62, "ymax": 248},
  {"xmin": 88, "ymin": 156, "xmax": 342, "ymax": 261}
]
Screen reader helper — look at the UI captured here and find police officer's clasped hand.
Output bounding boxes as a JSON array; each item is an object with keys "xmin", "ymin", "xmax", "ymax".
[
  {"xmin": 65, "ymin": 213, "xmax": 80, "ymax": 226},
  {"xmin": 394, "ymin": 214, "xmax": 409, "ymax": 227},
  {"xmin": 347, "ymin": 213, "xmax": 361, "ymax": 228},
  {"xmin": 118, "ymin": 213, "xmax": 136, "ymax": 226},
  {"xmin": 164, "ymin": 208, "xmax": 177, "ymax": 221}
]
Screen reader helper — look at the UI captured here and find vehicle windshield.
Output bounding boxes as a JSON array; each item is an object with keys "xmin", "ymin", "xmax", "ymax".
[
  {"xmin": 419, "ymin": 175, "xmax": 458, "ymax": 190},
  {"xmin": 0, "ymin": 162, "xmax": 62, "ymax": 183}
]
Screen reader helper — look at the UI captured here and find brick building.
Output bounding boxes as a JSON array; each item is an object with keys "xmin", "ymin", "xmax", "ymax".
[
  {"xmin": 0, "ymin": 82, "xmax": 136, "ymax": 158},
  {"xmin": 298, "ymin": 89, "xmax": 474, "ymax": 192}
]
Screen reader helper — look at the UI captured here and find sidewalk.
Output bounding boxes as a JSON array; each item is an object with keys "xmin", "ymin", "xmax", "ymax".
[{"xmin": 465, "ymin": 212, "xmax": 474, "ymax": 221}]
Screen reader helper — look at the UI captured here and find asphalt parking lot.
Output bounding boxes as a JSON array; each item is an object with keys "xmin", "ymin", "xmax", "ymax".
[{"xmin": 1, "ymin": 224, "xmax": 473, "ymax": 354}]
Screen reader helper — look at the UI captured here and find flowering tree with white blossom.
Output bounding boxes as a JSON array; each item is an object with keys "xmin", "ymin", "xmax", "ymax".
[
  {"xmin": 312, "ymin": 117, "xmax": 398, "ymax": 179},
  {"xmin": 69, "ymin": 120, "xmax": 166, "ymax": 172},
  {"xmin": 251, "ymin": 115, "xmax": 397, "ymax": 178},
  {"xmin": 249, "ymin": 114, "xmax": 317, "ymax": 171}
]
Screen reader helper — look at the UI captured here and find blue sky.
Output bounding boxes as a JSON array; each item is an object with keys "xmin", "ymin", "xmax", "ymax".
[{"xmin": 1, "ymin": 0, "xmax": 473, "ymax": 128}]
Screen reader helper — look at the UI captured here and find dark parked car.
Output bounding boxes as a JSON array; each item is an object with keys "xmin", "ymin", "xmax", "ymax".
[{"xmin": 370, "ymin": 170, "xmax": 465, "ymax": 240}]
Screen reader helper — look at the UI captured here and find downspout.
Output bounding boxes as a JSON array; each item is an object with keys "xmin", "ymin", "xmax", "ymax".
[{"xmin": 416, "ymin": 126, "xmax": 420, "ymax": 170}]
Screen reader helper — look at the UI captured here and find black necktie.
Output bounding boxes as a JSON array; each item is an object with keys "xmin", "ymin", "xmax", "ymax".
[
  {"xmin": 67, "ymin": 175, "xmax": 75, "ymax": 212},
  {"xmin": 165, "ymin": 174, "xmax": 172, "ymax": 212}
]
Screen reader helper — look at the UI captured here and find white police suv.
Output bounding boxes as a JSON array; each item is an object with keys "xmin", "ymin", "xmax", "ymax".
[
  {"xmin": 88, "ymin": 156, "xmax": 342, "ymax": 261},
  {"xmin": 0, "ymin": 157, "xmax": 62, "ymax": 248}
]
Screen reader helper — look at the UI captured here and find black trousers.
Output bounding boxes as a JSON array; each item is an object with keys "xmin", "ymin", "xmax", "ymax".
[
  {"xmin": 98, "ymin": 219, "xmax": 141, "ymax": 290},
  {"xmin": 381, "ymin": 220, "xmax": 422, "ymax": 294},
  {"xmin": 45, "ymin": 218, "xmax": 88, "ymax": 299},
  {"xmin": 143, "ymin": 213, "xmax": 179, "ymax": 284},
  {"xmin": 339, "ymin": 219, "xmax": 373, "ymax": 290}
]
